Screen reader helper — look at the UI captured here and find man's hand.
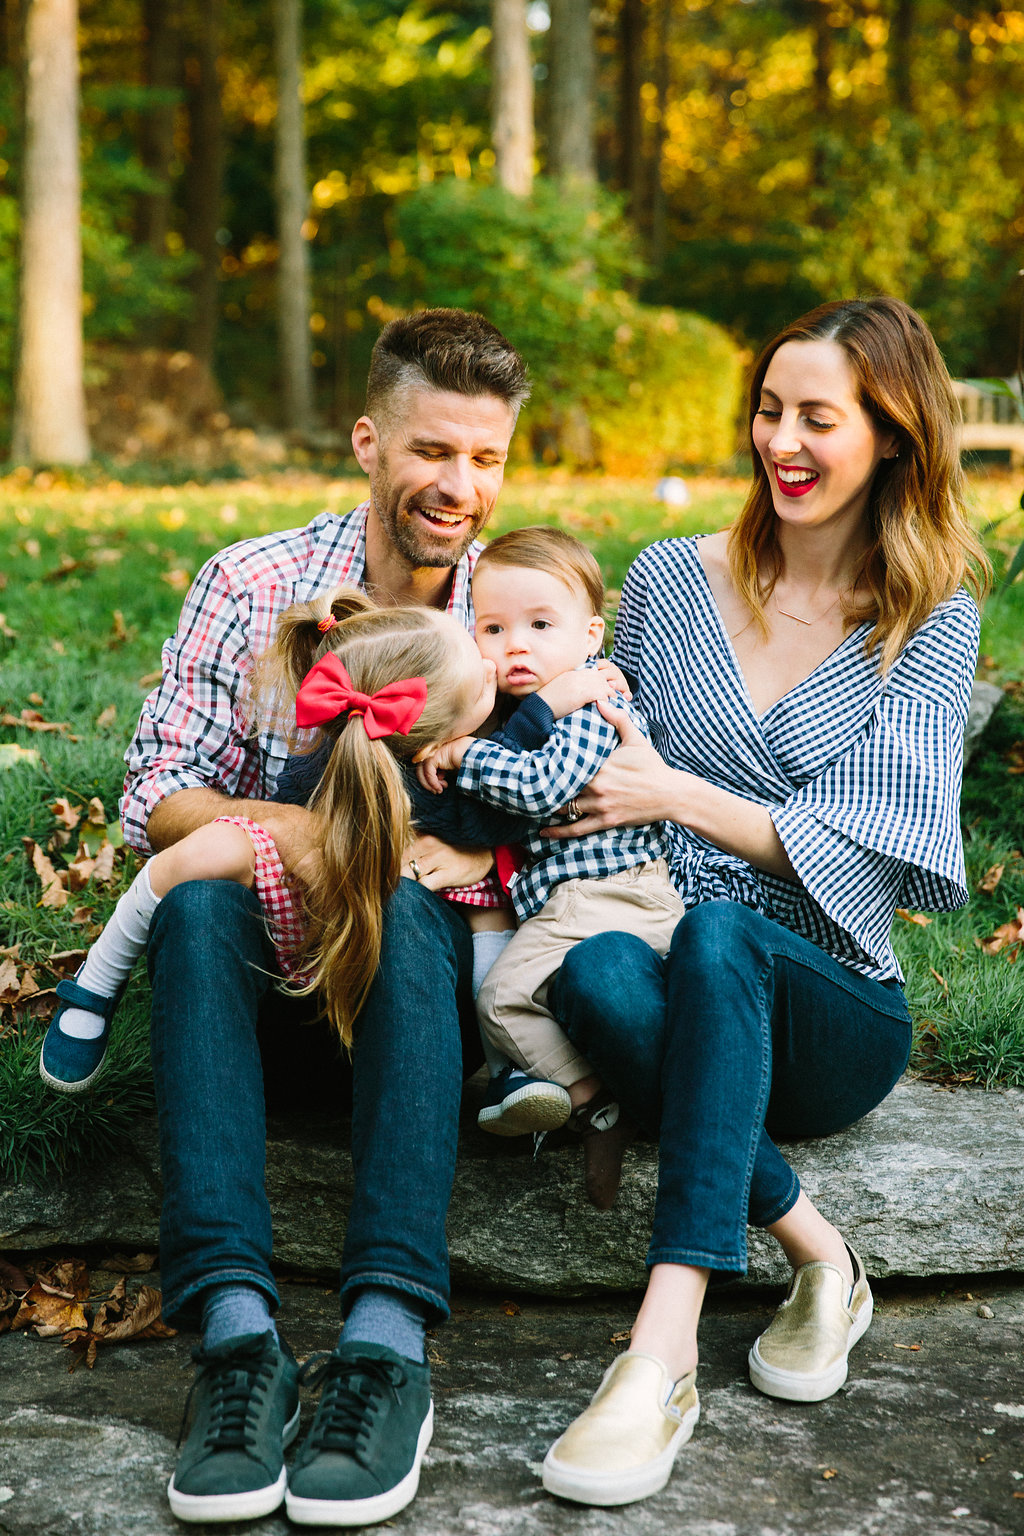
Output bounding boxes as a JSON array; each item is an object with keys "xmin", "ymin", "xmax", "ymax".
[
  {"xmin": 536, "ymin": 667, "xmax": 617, "ymax": 719},
  {"xmin": 402, "ymin": 833, "xmax": 494, "ymax": 891},
  {"xmin": 413, "ymin": 736, "xmax": 475, "ymax": 795}
]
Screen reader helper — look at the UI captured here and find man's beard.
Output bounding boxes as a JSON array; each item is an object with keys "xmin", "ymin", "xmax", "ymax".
[{"xmin": 371, "ymin": 460, "xmax": 486, "ymax": 569}]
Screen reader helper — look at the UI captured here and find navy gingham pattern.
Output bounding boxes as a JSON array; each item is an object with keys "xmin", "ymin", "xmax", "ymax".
[
  {"xmin": 456, "ymin": 681, "xmax": 674, "ymax": 922},
  {"xmin": 121, "ymin": 504, "xmax": 480, "ymax": 853},
  {"xmin": 613, "ymin": 536, "xmax": 980, "ymax": 982}
]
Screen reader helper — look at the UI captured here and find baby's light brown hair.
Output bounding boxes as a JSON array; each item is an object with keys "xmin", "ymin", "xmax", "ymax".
[{"xmin": 473, "ymin": 526, "xmax": 604, "ymax": 616}]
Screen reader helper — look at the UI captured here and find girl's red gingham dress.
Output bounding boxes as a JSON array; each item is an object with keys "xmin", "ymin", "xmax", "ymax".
[{"xmin": 214, "ymin": 816, "xmax": 311, "ymax": 983}]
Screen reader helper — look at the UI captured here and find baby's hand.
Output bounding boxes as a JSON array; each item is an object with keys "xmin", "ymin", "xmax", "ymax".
[
  {"xmin": 414, "ymin": 735, "xmax": 474, "ymax": 794},
  {"xmin": 594, "ymin": 657, "xmax": 631, "ymax": 698},
  {"xmin": 537, "ymin": 667, "xmax": 617, "ymax": 719}
]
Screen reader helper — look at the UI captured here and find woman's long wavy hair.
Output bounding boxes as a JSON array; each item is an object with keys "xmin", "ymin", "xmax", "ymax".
[
  {"xmin": 249, "ymin": 587, "xmax": 483, "ymax": 1049},
  {"xmin": 728, "ymin": 296, "xmax": 990, "ymax": 671}
]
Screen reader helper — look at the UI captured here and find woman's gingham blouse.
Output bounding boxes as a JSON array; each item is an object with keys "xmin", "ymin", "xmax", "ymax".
[
  {"xmin": 613, "ymin": 537, "xmax": 981, "ymax": 983},
  {"xmin": 120, "ymin": 503, "xmax": 478, "ymax": 854}
]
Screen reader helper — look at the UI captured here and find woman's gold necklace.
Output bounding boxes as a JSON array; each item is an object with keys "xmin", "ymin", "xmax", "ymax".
[{"xmin": 772, "ymin": 589, "xmax": 843, "ymax": 626}]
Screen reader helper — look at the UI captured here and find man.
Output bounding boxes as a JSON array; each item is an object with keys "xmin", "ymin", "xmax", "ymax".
[{"xmin": 121, "ymin": 309, "xmax": 529, "ymax": 1526}]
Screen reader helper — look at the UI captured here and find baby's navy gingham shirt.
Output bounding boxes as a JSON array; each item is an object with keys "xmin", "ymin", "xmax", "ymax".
[{"xmin": 613, "ymin": 536, "xmax": 981, "ymax": 982}]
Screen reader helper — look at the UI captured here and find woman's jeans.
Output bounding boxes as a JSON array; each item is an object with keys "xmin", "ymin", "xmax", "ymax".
[
  {"xmin": 549, "ymin": 900, "xmax": 912, "ymax": 1275},
  {"xmin": 147, "ymin": 877, "xmax": 478, "ymax": 1330}
]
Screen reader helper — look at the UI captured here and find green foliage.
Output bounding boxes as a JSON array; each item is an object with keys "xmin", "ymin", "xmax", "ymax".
[{"xmin": 389, "ymin": 179, "xmax": 743, "ymax": 471}]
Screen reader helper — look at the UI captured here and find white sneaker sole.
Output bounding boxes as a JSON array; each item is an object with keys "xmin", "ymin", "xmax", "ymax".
[
  {"xmin": 478, "ymin": 1083, "xmax": 571, "ymax": 1137},
  {"xmin": 286, "ymin": 1399, "xmax": 434, "ymax": 1526},
  {"xmin": 748, "ymin": 1293, "xmax": 874, "ymax": 1402},
  {"xmin": 167, "ymin": 1404, "xmax": 300, "ymax": 1522},
  {"xmin": 39, "ymin": 1048, "xmax": 108, "ymax": 1095},
  {"xmin": 541, "ymin": 1401, "xmax": 699, "ymax": 1506}
]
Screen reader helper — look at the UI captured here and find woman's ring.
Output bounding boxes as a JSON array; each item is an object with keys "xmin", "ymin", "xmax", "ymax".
[
  {"xmin": 410, "ymin": 859, "xmax": 423, "ymax": 881},
  {"xmin": 566, "ymin": 798, "xmax": 582, "ymax": 821}
]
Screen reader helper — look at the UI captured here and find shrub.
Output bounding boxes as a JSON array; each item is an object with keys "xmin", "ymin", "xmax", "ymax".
[{"xmin": 388, "ymin": 178, "xmax": 744, "ymax": 473}]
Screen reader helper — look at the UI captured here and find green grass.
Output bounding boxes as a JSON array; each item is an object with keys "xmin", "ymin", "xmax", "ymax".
[{"xmin": 1, "ymin": 466, "xmax": 1022, "ymax": 1177}]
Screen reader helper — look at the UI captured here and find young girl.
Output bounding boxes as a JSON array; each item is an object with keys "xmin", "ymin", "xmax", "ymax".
[{"xmin": 38, "ymin": 588, "xmax": 504, "ymax": 1089}]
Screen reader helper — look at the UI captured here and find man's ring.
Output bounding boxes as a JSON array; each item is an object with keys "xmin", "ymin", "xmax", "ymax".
[
  {"xmin": 566, "ymin": 798, "xmax": 582, "ymax": 821},
  {"xmin": 410, "ymin": 859, "xmax": 423, "ymax": 881}
]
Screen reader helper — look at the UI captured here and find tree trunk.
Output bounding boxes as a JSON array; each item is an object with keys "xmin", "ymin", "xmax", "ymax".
[
  {"xmin": 649, "ymin": 0, "xmax": 672, "ymax": 266},
  {"xmin": 137, "ymin": 0, "xmax": 180, "ymax": 254},
  {"xmin": 548, "ymin": 0, "xmax": 596, "ymax": 185},
  {"xmin": 12, "ymin": 0, "xmax": 89, "ymax": 464},
  {"xmin": 182, "ymin": 0, "xmax": 224, "ymax": 367},
  {"xmin": 491, "ymin": 0, "xmax": 533, "ymax": 197},
  {"xmin": 810, "ymin": 0, "xmax": 833, "ymax": 191},
  {"xmin": 273, "ymin": 0, "xmax": 314, "ymax": 433},
  {"xmin": 618, "ymin": 0, "xmax": 645, "ymax": 214},
  {"xmin": 889, "ymin": 0, "xmax": 914, "ymax": 112}
]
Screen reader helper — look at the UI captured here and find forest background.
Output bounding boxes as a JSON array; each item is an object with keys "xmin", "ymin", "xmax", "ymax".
[{"xmin": 1, "ymin": 0, "xmax": 1022, "ymax": 468}]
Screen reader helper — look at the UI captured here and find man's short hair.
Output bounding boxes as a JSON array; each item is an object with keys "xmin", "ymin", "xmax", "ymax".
[{"xmin": 366, "ymin": 308, "xmax": 530, "ymax": 430}]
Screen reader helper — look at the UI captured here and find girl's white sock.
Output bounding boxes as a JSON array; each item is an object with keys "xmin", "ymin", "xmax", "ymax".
[
  {"xmin": 472, "ymin": 928, "xmax": 516, "ymax": 1076},
  {"xmin": 58, "ymin": 863, "xmax": 161, "ymax": 1039}
]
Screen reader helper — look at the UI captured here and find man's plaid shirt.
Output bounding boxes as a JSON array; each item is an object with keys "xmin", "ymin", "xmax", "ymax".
[
  {"xmin": 121, "ymin": 503, "xmax": 479, "ymax": 853},
  {"xmin": 455, "ymin": 682, "xmax": 676, "ymax": 922}
]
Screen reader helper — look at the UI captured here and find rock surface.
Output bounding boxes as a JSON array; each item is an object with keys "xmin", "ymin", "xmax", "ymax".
[
  {"xmin": 2, "ymin": 1080, "xmax": 1022, "ymax": 1290},
  {"xmin": 2, "ymin": 1277, "xmax": 1024, "ymax": 1535},
  {"xmin": 966, "ymin": 679, "xmax": 1004, "ymax": 760}
]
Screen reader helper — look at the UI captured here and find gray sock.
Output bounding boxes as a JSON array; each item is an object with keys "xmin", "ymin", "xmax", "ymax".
[
  {"xmin": 472, "ymin": 929, "xmax": 516, "ymax": 1077},
  {"xmin": 342, "ymin": 1286, "xmax": 426, "ymax": 1363},
  {"xmin": 201, "ymin": 1283, "xmax": 278, "ymax": 1351}
]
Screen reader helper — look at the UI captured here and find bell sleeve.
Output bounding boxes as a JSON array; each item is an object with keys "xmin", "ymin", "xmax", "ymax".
[{"xmin": 770, "ymin": 590, "xmax": 981, "ymax": 965}]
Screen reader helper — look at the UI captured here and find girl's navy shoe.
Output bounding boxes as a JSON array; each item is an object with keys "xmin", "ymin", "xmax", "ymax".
[{"xmin": 39, "ymin": 975, "xmax": 123, "ymax": 1093}]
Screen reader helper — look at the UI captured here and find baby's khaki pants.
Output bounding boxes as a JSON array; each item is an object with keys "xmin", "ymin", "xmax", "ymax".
[{"xmin": 476, "ymin": 859, "xmax": 687, "ymax": 1087}]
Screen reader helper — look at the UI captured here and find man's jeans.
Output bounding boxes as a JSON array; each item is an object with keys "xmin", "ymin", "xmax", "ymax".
[
  {"xmin": 549, "ymin": 899, "xmax": 912, "ymax": 1275},
  {"xmin": 148, "ymin": 877, "xmax": 477, "ymax": 1329}
]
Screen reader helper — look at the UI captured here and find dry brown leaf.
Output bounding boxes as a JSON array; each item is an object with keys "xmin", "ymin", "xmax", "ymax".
[
  {"xmin": 110, "ymin": 610, "xmax": 128, "ymax": 643},
  {"xmin": 138, "ymin": 669, "xmax": 163, "ymax": 688},
  {"xmin": 99, "ymin": 1286, "xmax": 176, "ymax": 1343},
  {"xmin": 69, "ymin": 906, "xmax": 96, "ymax": 926},
  {"xmin": 85, "ymin": 797, "xmax": 108, "ymax": 827},
  {"xmin": 1, "ymin": 708, "xmax": 77, "ymax": 740},
  {"xmin": 894, "ymin": 908, "xmax": 932, "ymax": 927},
  {"xmin": 976, "ymin": 907, "xmax": 1024, "ymax": 957},
  {"xmin": 95, "ymin": 704, "xmax": 117, "ymax": 729},
  {"xmin": 99, "ymin": 1253, "xmax": 158, "ymax": 1274},
  {"xmin": 0, "ymin": 957, "xmax": 20, "ymax": 1004},
  {"xmin": 27, "ymin": 692, "xmax": 44, "ymax": 706},
  {"xmin": 0, "ymin": 1255, "xmax": 30, "ymax": 1291},
  {"xmin": 16, "ymin": 967, "xmax": 39, "ymax": 1002},
  {"xmin": 45, "ymin": 949, "xmax": 87, "ymax": 979},
  {"xmin": 161, "ymin": 568, "xmax": 192, "ymax": 591},
  {"xmin": 23, "ymin": 838, "xmax": 68, "ymax": 908},
  {"xmin": 12, "ymin": 1282, "xmax": 89, "ymax": 1336},
  {"xmin": 90, "ymin": 844, "xmax": 116, "ymax": 886},
  {"xmin": 928, "ymin": 967, "xmax": 949, "ymax": 995},
  {"xmin": 978, "ymin": 863, "xmax": 1005, "ymax": 894},
  {"xmin": 1005, "ymin": 742, "xmax": 1024, "ymax": 776}
]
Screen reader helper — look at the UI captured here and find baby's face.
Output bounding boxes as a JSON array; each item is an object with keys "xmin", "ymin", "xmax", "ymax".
[
  {"xmin": 472, "ymin": 563, "xmax": 604, "ymax": 697},
  {"xmin": 445, "ymin": 619, "xmax": 499, "ymax": 737}
]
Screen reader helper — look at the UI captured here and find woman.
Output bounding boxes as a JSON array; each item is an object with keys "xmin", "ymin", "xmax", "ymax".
[{"xmin": 539, "ymin": 296, "xmax": 988, "ymax": 1507}]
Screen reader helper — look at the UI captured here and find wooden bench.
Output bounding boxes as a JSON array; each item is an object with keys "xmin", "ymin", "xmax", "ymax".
[{"xmin": 954, "ymin": 379, "xmax": 1024, "ymax": 468}]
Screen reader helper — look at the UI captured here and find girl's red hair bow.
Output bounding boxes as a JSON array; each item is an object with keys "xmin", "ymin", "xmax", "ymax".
[{"xmin": 295, "ymin": 653, "xmax": 427, "ymax": 739}]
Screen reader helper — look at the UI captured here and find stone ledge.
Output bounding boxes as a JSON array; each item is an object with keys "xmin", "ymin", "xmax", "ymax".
[{"xmin": 1, "ymin": 1080, "xmax": 1021, "ymax": 1290}]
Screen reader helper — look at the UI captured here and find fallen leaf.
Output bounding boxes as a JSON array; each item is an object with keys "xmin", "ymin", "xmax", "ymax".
[
  {"xmin": 0, "ymin": 958, "xmax": 19, "ymax": 1004},
  {"xmin": 0, "ymin": 611, "xmax": 17, "ymax": 639},
  {"xmin": 1005, "ymin": 742, "xmax": 1024, "ymax": 775},
  {"xmin": 0, "ymin": 743, "xmax": 41, "ymax": 770},
  {"xmin": 1, "ymin": 708, "xmax": 77, "ymax": 739},
  {"xmin": 894, "ymin": 909, "xmax": 932, "ymax": 927},
  {"xmin": 12, "ymin": 1282, "xmax": 89, "ymax": 1336},
  {"xmin": 161, "ymin": 568, "xmax": 192, "ymax": 591},
  {"xmin": 22, "ymin": 838, "xmax": 68, "ymax": 908},
  {"xmin": 893, "ymin": 1342, "xmax": 922, "ymax": 1350},
  {"xmin": 45, "ymin": 950, "xmax": 87, "ymax": 980},
  {"xmin": 86, "ymin": 798, "xmax": 108, "ymax": 828},
  {"xmin": 50, "ymin": 798, "xmax": 81, "ymax": 832},
  {"xmin": 95, "ymin": 704, "xmax": 117, "ymax": 729},
  {"xmin": 929, "ymin": 967, "xmax": 949, "ymax": 995},
  {"xmin": 138, "ymin": 670, "xmax": 163, "ymax": 688},
  {"xmin": 976, "ymin": 908, "xmax": 1024, "ymax": 957},
  {"xmin": 500, "ymin": 1300, "xmax": 521, "ymax": 1317},
  {"xmin": 609, "ymin": 1330, "xmax": 631, "ymax": 1344},
  {"xmin": 978, "ymin": 863, "xmax": 1005, "ymax": 894},
  {"xmin": 0, "ymin": 1255, "xmax": 30, "ymax": 1291},
  {"xmin": 110, "ymin": 610, "xmax": 128, "ymax": 643},
  {"xmin": 98, "ymin": 1253, "xmax": 157, "ymax": 1274},
  {"xmin": 27, "ymin": 692, "xmax": 43, "ymax": 706},
  {"xmin": 821, "ymin": 1468, "xmax": 838, "ymax": 1480}
]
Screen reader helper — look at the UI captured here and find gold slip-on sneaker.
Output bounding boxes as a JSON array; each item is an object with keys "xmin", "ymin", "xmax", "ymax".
[
  {"xmin": 542, "ymin": 1352, "xmax": 699, "ymax": 1506},
  {"xmin": 748, "ymin": 1243, "xmax": 873, "ymax": 1402}
]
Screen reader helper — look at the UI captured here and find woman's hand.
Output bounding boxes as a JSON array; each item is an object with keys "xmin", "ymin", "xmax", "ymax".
[
  {"xmin": 402, "ymin": 833, "xmax": 494, "ymax": 891},
  {"xmin": 543, "ymin": 702, "xmax": 683, "ymax": 838},
  {"xmin": 536, "ymin": 667, "xmax": 617, "ymax": 719},
  {"xmin": 413, "ymin": 735, "xmax": 475, "ymax": 795}
]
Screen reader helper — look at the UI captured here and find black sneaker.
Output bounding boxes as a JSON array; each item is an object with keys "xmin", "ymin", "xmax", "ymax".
[
  {"xmin": 286, "ymin": 1341, "xmax": 433, "ymax": 1527},
  {"xmin": 167, "ymin": 1331, "xmax": 300, "ymax": 1523},
  {"xmin": 477, "ymin": 1065, "xmax": 572, "ymax": 1137}
]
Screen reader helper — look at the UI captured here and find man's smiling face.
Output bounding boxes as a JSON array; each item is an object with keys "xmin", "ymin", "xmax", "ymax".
[{"xmin": 355, "ymin": 386, "xmax": 516, "ymax": 570}]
